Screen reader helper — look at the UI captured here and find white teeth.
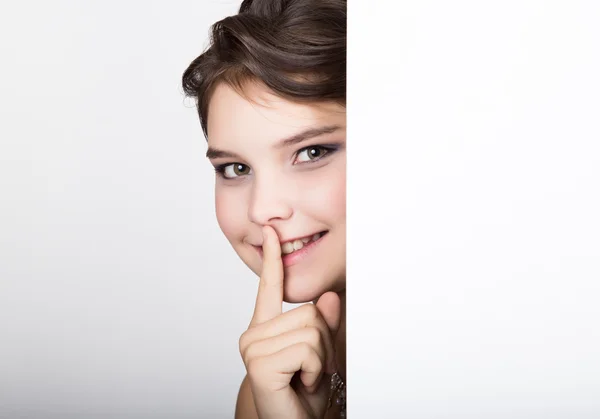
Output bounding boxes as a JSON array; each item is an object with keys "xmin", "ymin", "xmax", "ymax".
[
  {"xmin": 281, "ymin": 242, "xmax": 294, "ymax": 254},
  {"xmin": 279, "ymin": 232, "xmax": 324, "ymax": 255}
]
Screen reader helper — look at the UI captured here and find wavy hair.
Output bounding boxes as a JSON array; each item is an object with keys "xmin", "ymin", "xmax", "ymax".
[{"xmin": 181, "ymin": 0, "xmax": 347, "ymax": 138}]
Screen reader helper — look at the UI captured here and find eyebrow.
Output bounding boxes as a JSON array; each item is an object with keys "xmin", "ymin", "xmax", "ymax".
[{"xmin": 205, "ymin": 125, "xmax": 342, "ymax": 160}]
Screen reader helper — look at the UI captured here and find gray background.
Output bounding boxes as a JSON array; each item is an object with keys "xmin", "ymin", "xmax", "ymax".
[{"xmin": 0, "ymin": 1, "xmax": 256, "ymax": 418}]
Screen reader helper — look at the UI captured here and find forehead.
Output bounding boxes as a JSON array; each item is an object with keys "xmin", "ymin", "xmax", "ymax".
[{"xmin": 206, "ymin": 82, "xmax": 345, "ymax": 150}]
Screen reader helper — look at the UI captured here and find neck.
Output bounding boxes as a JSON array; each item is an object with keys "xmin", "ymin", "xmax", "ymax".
[
  {"xmin": 312, "ymin": 288, "xmax": 346, "ymax": 382},
  {"xmin": 335, "ymin": 289, "xmax": 346, "ymax": 381}
]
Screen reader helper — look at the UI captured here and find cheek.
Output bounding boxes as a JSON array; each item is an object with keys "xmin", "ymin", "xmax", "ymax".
[
  {"xmin": 330, "ymin": 168, "xmax": 346, "ymax": 217},
  {"xmin": 215, "ymin": 186, "xmax": 248, "ymax": 242},
  {"xmin": 299, "ymin": 163, "xmax": 346, "ymax": 219}
]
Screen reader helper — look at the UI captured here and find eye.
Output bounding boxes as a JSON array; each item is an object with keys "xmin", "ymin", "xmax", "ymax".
[
  {"xmin": 295, "ymin": 146, "xmax": 331, "ymax": 164},
  {"xmin": 217, "ymin": 163, "xmax": 252, "ymax": 179}
]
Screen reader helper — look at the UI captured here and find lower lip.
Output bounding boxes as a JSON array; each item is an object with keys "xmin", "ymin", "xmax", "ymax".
[{"xmin": 256, "ymin": 232, "xmax": 328, "ymax": 268}]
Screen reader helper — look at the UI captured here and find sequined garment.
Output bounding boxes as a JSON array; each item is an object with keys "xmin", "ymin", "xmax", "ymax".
[{"xmin": 328, "ymin": 372, "xmax": 346, "ymax": 418}]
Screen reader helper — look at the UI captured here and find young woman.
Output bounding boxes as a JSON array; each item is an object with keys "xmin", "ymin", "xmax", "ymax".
[{"xmin": 181, "ymin": 0, "xmax": 346, "ymax": 417}]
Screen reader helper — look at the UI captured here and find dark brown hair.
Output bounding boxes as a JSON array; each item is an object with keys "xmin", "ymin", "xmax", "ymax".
[{"xmin": 181, "ymin": 0, "xmax": 346, "ymax": 138}]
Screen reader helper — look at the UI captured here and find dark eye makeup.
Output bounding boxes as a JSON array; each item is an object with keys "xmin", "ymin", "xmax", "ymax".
[{"xmin": 213, "ymin": 143, "xmax": 341, "ymax": 179}]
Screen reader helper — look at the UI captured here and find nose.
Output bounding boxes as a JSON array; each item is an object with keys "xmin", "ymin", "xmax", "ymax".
[{"xmin": 247, "ymin": 175, "xmax": 293, "ymax": 225}]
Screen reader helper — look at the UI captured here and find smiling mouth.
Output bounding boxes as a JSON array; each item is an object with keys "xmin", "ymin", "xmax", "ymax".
[
  {"xmin": 279, "ymin": 231, "xmax": 327, "ymax": 255},
  {"xmin": 252, "ymin": 231, "xmax": 329, "ymax": 256}
]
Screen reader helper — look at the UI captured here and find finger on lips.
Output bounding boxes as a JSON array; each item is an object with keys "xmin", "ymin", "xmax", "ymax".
[
  {"xmin": 251, "ymin": 226, "xmax": 284, "ymax": 326},
  {"xmin": 243, "ymin": 225, "xmax": 338, "ymax": 398}
]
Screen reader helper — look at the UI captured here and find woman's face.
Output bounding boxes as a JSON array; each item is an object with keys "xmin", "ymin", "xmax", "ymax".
[{"xmin": 206, "ymin": 82, "xmax": 346, "ymax": 303}]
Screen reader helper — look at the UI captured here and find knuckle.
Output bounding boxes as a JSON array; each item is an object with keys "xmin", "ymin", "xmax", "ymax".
[
  {"xmin": 305, "ymin": 326, "xmax": 322, "ymax": 347},
  {"xmin": 298, "ymin": 341, "xmax": 314, "ymax": 358},
  {"xmin": 242, "ymin": 342, "xmax": 256, "ymax": 366},
  {"xmin": 246, "ymin": 357, "xmax": 265, "ymax": 378},
  {"xmin": 315, "ymin": 354, "xmax": 323, "ymax": 371},
  {"xmin": 302, "ymin": 303, "xmax": 319, "ymax": 322},
  {"xmin": 238, "ymin": 332, "xmax": 249, "ymax": 354},
  {"xmin": 308, "ymin": 347, "xmax": 324, "ymax": 372}
]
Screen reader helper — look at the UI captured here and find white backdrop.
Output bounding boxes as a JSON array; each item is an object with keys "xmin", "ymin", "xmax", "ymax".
[
  {"xmin": 0, "ymin": 1, "xmax": 258, "ymax": 418},
  {"xmin": 350, "ymin": 0, "xmax": 600, "ymax": 417}
]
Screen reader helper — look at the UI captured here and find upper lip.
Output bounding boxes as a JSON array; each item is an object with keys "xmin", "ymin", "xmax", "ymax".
[{"xmin": 251, "ymin": 230, "xmax": 327, "ymax": 247}]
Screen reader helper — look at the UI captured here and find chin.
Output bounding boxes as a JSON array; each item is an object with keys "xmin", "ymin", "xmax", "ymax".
[{"xmin": 282, "ymin": 268, "xmax": 345, "ymax": 304}]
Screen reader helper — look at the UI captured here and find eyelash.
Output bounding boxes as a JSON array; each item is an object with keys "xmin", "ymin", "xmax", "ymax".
[{"xmin": 214, "ymin": 144, "xmax": 339, "ymax": 179}]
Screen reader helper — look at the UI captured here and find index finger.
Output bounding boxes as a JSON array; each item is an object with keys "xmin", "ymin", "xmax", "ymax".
[{"xmin": 250, "ymin": 225, "xmax": 284, "ymax": 326}]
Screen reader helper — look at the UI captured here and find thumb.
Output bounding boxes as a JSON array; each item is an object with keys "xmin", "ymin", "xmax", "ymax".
[{"xmin": 315, "ymin": 291, "xmax": 342, "ymax": 338}]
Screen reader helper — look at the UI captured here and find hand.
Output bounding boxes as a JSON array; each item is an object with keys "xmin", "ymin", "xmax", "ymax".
[{"xmin": 238, "ymin": 225, "xmax": 341, "ymax": 419}]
